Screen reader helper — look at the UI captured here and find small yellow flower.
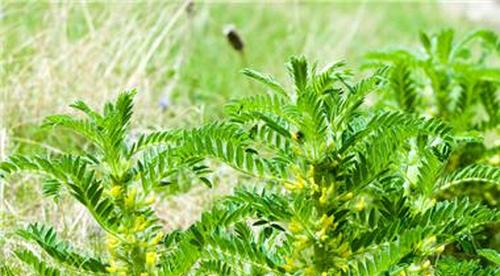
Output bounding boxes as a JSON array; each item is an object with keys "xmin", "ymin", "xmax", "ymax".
[
  {"xmin": 144, "ymin": 195, "xmax": 155, "ymax": 205},
  {"xmin": 295, "ymin": 179, "xmax": 305, "ymax": 190},
  {"xmin": 284, "ymin": 179, "xmax": 304, "ymax": 191},
  {"xmin": 150, "ymin": 232, "xmax": 164, "ymax": 246},
  {"xmin": 319, "ymin": 187, "xmax": 328, "ymax": 205},
  {"xmin": 307, "ymin": 165, "xmax": 315, "ymax": 177},
  {"xmin": 488, "ymin": 154, "xmax": 499, "ymax": 165},
  {"xmin": 427, "ymin": 236, "xmax": 437, "ymax": 244},
  {"xmin": 320, "ymin": 214, "xmax": 334, "ymax": 229},
  {"xmin": 106, "ymin": 235, "xmax": 120, "ymax": 250},
  {"xmin": 106, "ymin": 261, "xmax": 118, "ymax": 273},
  {"xmin": 311, "ymin": 183, "xmax": 320, "ymax": 192},
  {"xmin": 288, "ymin": 220, "xmax": 302, "ymax": 233},
  {"xmin": 422, "ymin": 260, "xmax": 431, "ymax": 269},
  {"xmin": 145, "ymin": 251, "xmax": 157, "ymax": 267},
  {"xmin": 354, "ymin": 197, "xmax": 366, "ymax": 211},
  {"xmin": 284, "ymin": 182, "xmax": 296, "ymax": 191},
  {"xmin": 307, "ymin": 166, "xmax": 316, "ymax": 183},
  {"xmin": 339, "ymin": 242, "xmax": 351, "ymax": 257},
  {"xmin": 281, "ymin": 256, "xmax": 295, "ymax": 272},
  {"xmin": 293, "ymin": 234, "xmax": 309, "ymax": 249},
  {"xmin": 420, "ymin": 235, "xmax": 436, "ymax": 250},
  {"xmin": 315, "ymin": 228, "xmax": 328, "ymax": 241},
  {"xmin": 133, "ymin": 216, "xmax": 147, "ymax": 232},
  {"xmin": 127, "ymin": 234, "xmax": 136, "ymax": 243},
  {"xmin": 342, "ymin": 192, "xmax": 353, "ymax": 200},
  {"xmin": 125, "ymin": 187, "xmax": 137, "ymax": 207},
  {"xmin": 108, "ymin": 185, "xmax": 122, "ymax": 198},
  {"xmin": 304, "ymin": 267, "xmax": 315, "ymax": 276},
  {"xmin": 435, "ymin": 245, "xmax": 445, "ymax": 253}
]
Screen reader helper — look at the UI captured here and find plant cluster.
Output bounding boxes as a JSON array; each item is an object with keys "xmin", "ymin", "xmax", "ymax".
[
  {"xmin": 365, "ymin": 29, "xmax": 499, "ymax": 170},
  {"xmin": 1, "ymin": 33, "xmax": 499, "ymax": 275},
  {"xmin": 363, "ymin": 31, "xmax": 500, "ymax": 249}
]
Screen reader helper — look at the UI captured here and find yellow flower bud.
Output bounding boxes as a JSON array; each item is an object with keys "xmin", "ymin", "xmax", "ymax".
[
  {"xmin": 295, "ymin": 179, "xmax": 305, "ymax": 190},
  {"xmin": 488, "ymin": 154, "xmax": 499, "ymax": 165},
  {"xmin": 319, "ymin": 187, "xmax": 328, "ymax": 205},
  {"xmin": 318, "ymin": 231, "xmax": 328, "ymax": 241},
  {"xmin": 421, "ymin": 235, "xmax": 436, "ymax": 250},
  {"xmin": 145, "ymin": 251, "xmax": 157, "ymax": 267},
  {"xmin": 342, "ymin": 192, "xmax": 353, "ymax": 200},
  {"xmin": 428, "ymin": 236, "xmax": 437, "ymax": 243},
  {"xmin": 282, "ymin": 256, "xmax": 295, "ymax": 272},
  {"xmin": 144, "ymin": 195, "xmax": 155, "ymax": 205},
  {"xmin": 127, "ymin": 234, "xmax": 136, "ymax": 243},
  {"xmin": 106, "ymin": 261, "xmax": 118, "ymax": 273},
  {"xmin": 288, "ymin": 220, "xmax": 302, "ymax": 233},
  {"xmin": 307, "ymin": 165, "xmax": 315, "ymax": 177},
  {"xmin": 422, "ymin": 260, "xmax": 431, "ymax": 269},
  {"xmin": 125, "ymin": 187, "xmax": 137, "ymax": 207},
  {"xmin": 304, "ymin": 267, "xmax": 315, "ymax": 276},
  {"xmin": 284, "ymin": 182, "xmax": 296, "ymax": 191},
  {"xmin": 133, "ymin": 216, "xmax": 147, "ymax": 232},
  {"xmin": 293, "ymin": 235, "xmax": 309, "ymax": 249},
  {"xmin": 284, "ymin": 179, "xmax": 305, "ymax": 191},
  {"xmin": 436, "ymin": 245, "xmax": 445, "ymax": 253},
  {"xmin": 311, "ymin": 183, "xmax": 320, "ymax": 192},
  {"xmin": 109, "ymin": 185, "xmax": 122, "ymax": 198},
  {"xmin": 355, "ymin": 197, "xmax": 366, "ymax": 211},
  {"xmin": 320, "ymin": 214, "xmax": 334, "ymax": 229},
  {"xmin": 106, "ymin": 235, "xmax": 120, "ymax": 250},
  {"xmin": 150, "ymin": 232, "xmax": 164, "ymax": 246},
  {"xmin": 307, "ymin": 166, "xmax": 316, "ymax": 183}
]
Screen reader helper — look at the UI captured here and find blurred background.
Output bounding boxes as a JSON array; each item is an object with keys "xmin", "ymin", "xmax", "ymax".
[{"xmin": 1, "ymin": 0, "xmax": 500, "ymax": 269}]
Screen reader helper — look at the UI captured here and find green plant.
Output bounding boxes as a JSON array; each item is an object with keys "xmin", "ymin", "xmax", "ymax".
[
  {"xmin": 0, "ymin": 91, "xmax": 217, "ymax": 275},
  {"xmin": 2, "ymin": 56, "xmax": 499, "ymax": 275},
  {"xmin": 364, "ymin": 29, "xmax": 499, "ymax": 171},
  {"xmin": 175, "ymin": 56, "xmax": 499, "ymax": 275}
]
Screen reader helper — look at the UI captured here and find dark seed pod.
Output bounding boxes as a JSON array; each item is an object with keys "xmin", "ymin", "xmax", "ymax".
[{"xmin": 223, "ymin": 25, "xmax": 244, "ymax": 52}]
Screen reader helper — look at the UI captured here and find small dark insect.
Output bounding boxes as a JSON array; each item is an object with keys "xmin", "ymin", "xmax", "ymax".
[
  {"xmin": 245, "ymin": 148, "xmax": 259, "ymax": 155},
  {"xmin": 291, "ymin": 131, "xmax": 304, "ymax": 143},
  {"xmin": 186, "ymin": 0, "xmax": 195, "ymax": 15},
  {"xmin": 223, "ymin": 25, "xmax": 244, "ymax": 52}
]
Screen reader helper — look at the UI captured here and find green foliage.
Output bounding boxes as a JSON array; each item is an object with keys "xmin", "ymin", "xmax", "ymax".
[
  {"xmin": 0, "ymin": 91, "xmax": 216, "ymax": 275},
  {"xmin": 180, "ymin": 56, "xmax": 499, "ymax": 275},
  {"xmin": 436, "ymin": 256, "xmax": 499, "ymax": 276},
  {"xmin": 14, "ymin": 249, "xmax": 61, "ymax": 276},
  {"xmin": 365, "ymin": 29, "xmax": 500, "ymax": 172},
  {"xmin": 17, "ymin": 223, "xmax": 106, "ymax": 272},
  {"xmin": 2, "ymin": 53, "xmax": 498, "ymax": 275}
]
